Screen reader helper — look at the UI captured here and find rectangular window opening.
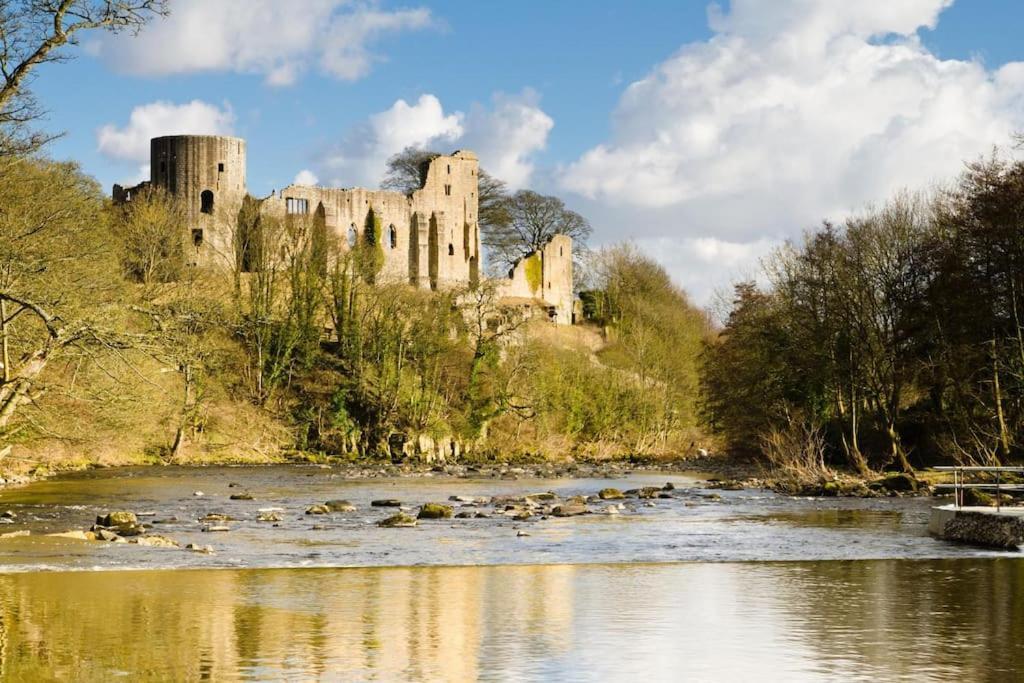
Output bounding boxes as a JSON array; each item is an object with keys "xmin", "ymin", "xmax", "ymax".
[
  {"xmin": 218, "ymin": 162, "xmax": 225, "ymax": 173},
  {"xmin": 286, "ymin": 197, "xmax": 309, "ymax": 215}
]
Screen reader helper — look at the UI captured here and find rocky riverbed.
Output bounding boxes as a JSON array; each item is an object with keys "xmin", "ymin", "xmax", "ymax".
[{"xmin": 0, "ymin": 464, "xmax": 1008, "ymax": 571}]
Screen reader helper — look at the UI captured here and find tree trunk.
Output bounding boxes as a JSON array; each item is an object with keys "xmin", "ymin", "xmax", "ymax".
[
  {"xmin": 169, "ymin": 364, "xmax": 195, "ymax": 460},
  {"xmin": 992, "ymin": 338, "xmax": 1011, "ymax": 462},
  {"xmin": 0, "ymin": 299, "xmax": 10, "ymax": 383},
  {"xmin": 0, "ymin": 344, "xmax": 53, "ymax": 430}
]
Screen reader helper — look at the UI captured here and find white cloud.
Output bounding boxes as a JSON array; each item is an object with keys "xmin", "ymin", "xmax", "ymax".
[
  {"xmin": 95, "ymin": 0, "xmax": 433, "ymax": 86},
  {"xmin": 561, "ymin": 0, "xmax": 1024, "ymax": 304},
  {"xmin": 293, "ymin": 169, "xmax": 320, "ymax": 186},
  {"xmin": 461, "ymin": 91, "xmax": 554, "ymax": 189},
  {"xmin": 97, "ymin": 100, "xmax": 235, "ymax": 162},
  {"xmin": 321, "ymin": 91, "xmax": 552, "ymax": 189}
]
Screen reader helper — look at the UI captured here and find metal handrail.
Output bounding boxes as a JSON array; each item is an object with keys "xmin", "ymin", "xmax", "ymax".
[{"xmin": 933, "ymin": 465, "xmax": 1023, "ymax": 511}]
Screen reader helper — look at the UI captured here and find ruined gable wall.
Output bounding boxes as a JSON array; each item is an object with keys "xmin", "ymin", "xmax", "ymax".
[
  {"xmin": 498, "ymin": 234, "xmax": 574, "ymax": 324},
  {"xmin": 271, "ymin": 151, "xmax": 480, "ymax": 289}
]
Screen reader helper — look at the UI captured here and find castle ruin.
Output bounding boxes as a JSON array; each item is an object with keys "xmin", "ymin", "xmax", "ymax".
[{"xmin": 113, "ymin": 135, "xmax": 573, "ymax": 324}]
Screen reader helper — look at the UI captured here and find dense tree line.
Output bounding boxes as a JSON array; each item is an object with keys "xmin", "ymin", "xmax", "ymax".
[{"xmin": 702, "ymin": 156, "xmax": 1024, "ymax": 475}]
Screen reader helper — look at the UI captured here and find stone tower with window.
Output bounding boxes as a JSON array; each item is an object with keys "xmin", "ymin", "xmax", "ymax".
[{"xmin": 145, "ymin": 134, "xmax": 248, "ymax": 267}]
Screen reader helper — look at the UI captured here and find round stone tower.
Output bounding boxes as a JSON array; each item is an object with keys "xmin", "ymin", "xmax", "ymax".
[{"xmin": 150, "ymin": 135, "xmax": 247, "ymax": 265}]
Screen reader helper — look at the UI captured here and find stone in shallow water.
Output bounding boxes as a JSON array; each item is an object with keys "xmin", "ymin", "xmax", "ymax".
[
  {"xmin": 305, "ymin": 505, "xmax": 330, "ymax": 515},
  {"xmin": 417, "ymin": 503, "xmax": 453, "ymax": 519},
  {"xmin": 378, "ymin": 513, "xmax": 417, "ymax": 528},
  {"xmin": 97, "ymin": 511, "xmax": 137, "ymax": 527},
  {"xmin": 186, "ymin": 543, "xmax": 214, "ymax": 554},
  {"xmin": 47, "ymin": 530, "xmax": 95, "ymax": 541},
  {"xmin": 324, "ymin": 500, "xmax": 356, "ymax": 512},
  {"xmin": 552, "ymin": 504, "xmax": 588, "ymax": 517},
  {"xmin": 0, "ymin": 530, "xmax": 29, "ymax": 539},
  {"xmin": 257, "ymin": 512, "xmax": 282, "ymax": 522},
  {"xmin": 202, "ymin": 525, "xmax": 230, "ymax": 533},
  {"xmin": 229, "ymin": 493, "xmax": 255, "ymax": 501},
  {"xmin": 132, "ymin": 535, "xmax": 180, "ymax": 548},
  {"xmin": 598, "ymin": 488, "xmax": 625, "ymax": 500},
  {"xmin": 371, "ymin": 499, "xmax": 402, "ymax": 507}
]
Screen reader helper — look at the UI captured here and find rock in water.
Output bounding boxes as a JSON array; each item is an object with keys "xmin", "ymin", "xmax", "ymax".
[
  {"xmin": 229, "ymin": 493, "xmax": 255, "ymax": 501},
  {"xmin": 202, "ymin": 525, "xmax": 230, "ymax": 533},
  {"xmin": 132, "ymin": 535, "xmax": 180, "ymax": 548},
  {"xmin": 324, "ymin": 500, "xmax": 356, "ymax": 512},
  {"xmin": 257, "ymin": 512, "xmax": 282, "ymax": 522},
  {"xmin": 0, "ymin": 530, "xmax": 29, "ymax": 539},
  {"xmin": 598, "ymin": 488, "xmax": 625, "ymax": 500},
  {"xmin": 552, "ymin": 503, "xmax": 588, "ymax": 517},
  {"xmin": 305, "ymin": 505, "xmax": 330, "ymax": 515},
  {"xmin": 97, "ymin": 511, "xmax": 138, "ymax": 527},
  {"xmin": 417, "ymin": 503, "xmax": 454, "ymax": 519},
  {"xmin": 186, "ymin": 543, "xmax": 214, "ymax": 554},
  {"xmin": 371, "ymin": 499, "xmax": 402, "ymax": 507},
  {"xmin": 47, "ymin": 530, "xmax": 96, "ymax": 541},
  {"xmin": 378, "ymin": 513, "xmax": 418, "ymax": 528}
]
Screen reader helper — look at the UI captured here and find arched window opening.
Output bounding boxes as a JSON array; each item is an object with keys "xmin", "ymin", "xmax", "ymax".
[
  {"xmin": 448, "ymin": 243, "xmax": 455, "ymax": 256},
  {"xmin": 389, "ymin": 225, "xmax": 397, "ymax": 249},
  {"xmin": 348, "ymin": 223, "xmax": 357, "ymax": 247},
  {"xmin": 200, "ymin": 190, "xmax": 214, "ymax": 214}
]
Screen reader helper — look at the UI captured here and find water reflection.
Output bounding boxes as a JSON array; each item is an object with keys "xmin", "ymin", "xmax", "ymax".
[{"xmin": 0, "ymin": 560, "xmax": 1021, "ymax": 681}]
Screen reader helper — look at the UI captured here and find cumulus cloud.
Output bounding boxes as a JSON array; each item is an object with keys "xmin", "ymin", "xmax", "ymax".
[
  {"xmin": 293, "ymin": 169, "xmax": 320, "ymax": 186},
  {"xmin": 321, "ymin": 91, "xmax": 552, "ymax": 189},
  {"xmin": 461, "ymin": 91, "xmax": 554, "ymax": 189},
  {"xmin": 97, "ymin": 100, "xmax": 235, "ymax": 162},
  {"xmin": 94, "ymin": 0, "xmax": 433, "ymax": 86},
  {"xmin": 562, "ymin": 0, "xmax": 1024, "ymax": 304}
]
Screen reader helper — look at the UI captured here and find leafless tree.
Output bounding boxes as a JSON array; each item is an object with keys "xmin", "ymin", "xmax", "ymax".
[{"xmin": 0, "ymin": 0, "xmax": 168, "ymax": 157}]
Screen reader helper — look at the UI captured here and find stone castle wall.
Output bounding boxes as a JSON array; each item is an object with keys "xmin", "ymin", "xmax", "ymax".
[{"xmin": 112, "ymin": 136, "xmax": 571, "ymax": 323}]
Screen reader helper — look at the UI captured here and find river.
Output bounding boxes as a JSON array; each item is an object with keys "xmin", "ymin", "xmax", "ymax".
[{"xmin": 0, "ymin": 465, "xmax": 1019, "ymax": 680}]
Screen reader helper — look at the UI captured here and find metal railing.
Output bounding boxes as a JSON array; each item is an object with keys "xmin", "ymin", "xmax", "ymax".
[{"xmin": 933, "ymin": 466, "xmax": 1024, "ymax": 511}]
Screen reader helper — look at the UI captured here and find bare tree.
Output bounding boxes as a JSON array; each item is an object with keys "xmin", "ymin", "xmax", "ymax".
[
  {"xmin": 0, "ymin": 0, "xmax": 168, "ymax": 157},
  {"xmin": 112, "ymin": 185, "xmax": 186, "ymax": 285},
  {"xmin": 486, "ymin": 190, "xmax": 591, "ymax": 271}
]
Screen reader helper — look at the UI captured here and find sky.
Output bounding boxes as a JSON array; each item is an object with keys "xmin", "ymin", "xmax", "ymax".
[{"xmin": 28, "ymin": 0, "xmax": 1024, "ymax": 305}]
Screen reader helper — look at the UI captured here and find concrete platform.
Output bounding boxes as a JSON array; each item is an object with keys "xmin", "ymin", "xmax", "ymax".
[{"xmin": 929, "ymin": 504, "xmax": 1024, "ymax": 549}]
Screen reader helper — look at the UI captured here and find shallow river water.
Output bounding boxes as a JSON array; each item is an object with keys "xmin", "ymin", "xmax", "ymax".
[{"xmin": 0, "ymin": 465, "xmax": 1020, "ymax": 680}]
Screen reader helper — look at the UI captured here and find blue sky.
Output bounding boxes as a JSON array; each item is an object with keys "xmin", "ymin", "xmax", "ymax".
[{"xmin": 28, "ymin": 0, "xmax": 1024, "ymax": 304}]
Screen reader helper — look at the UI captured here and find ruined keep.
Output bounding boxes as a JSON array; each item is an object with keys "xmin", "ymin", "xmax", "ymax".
[{"xmin": 113, "ymin": 134, "xmax": 573, "ymax": 323}]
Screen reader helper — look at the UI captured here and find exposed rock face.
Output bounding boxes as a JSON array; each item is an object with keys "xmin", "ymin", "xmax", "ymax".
[
  {"xmin": 940, "ymin": 510, "xmax": 1024, "ymax": 549},
  {"xmin": 417, "ymin": 503, "xmax": 454, "ymax": 519}
]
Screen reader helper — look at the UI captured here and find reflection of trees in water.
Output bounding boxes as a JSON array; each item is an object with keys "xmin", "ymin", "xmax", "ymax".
[
  {"xmin": 0, "ymin": 561, "xmax": 1020, "ymax": 679},
  {"xmin": 749, "ymin": 559, "xmax": 1024, "ymax": 681},
  {"xmin": 0, "ymin": 565, "xmax": 576, "ymax": 680}
]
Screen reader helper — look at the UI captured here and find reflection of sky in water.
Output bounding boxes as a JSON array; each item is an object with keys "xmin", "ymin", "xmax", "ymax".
[
  {"xmin": 0, "ymin": 464, "xmax": 1011, "ymax": 571},
  {"xmin": 0, "ymin": 560, "xmax": 1021, "ymax": 681}
]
